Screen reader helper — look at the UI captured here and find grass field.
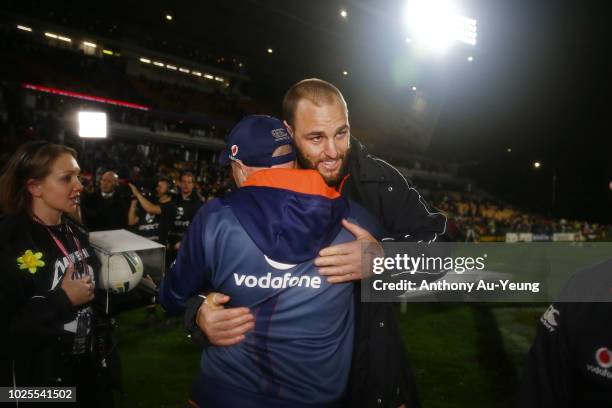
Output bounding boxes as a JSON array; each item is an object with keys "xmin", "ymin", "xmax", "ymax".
[{"xmin": 113, "ymin": 304, "xmax": 545, "ymax": 408}]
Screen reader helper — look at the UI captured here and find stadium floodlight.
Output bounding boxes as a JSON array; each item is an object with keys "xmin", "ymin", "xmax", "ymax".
[
  {"xmin": 404, "ymin": 0, "xmax": 477, "ymax": 52},
  {"xmin": 214, "ymin": 76, "xmax": 224, "ymax": 82},
  {"xmin": 17, "ymin": 25, "xmax": 32, "ymax": 32},
  {"xmin": 166, "ymin": 64, "xmax": 177, "ymax": 70},
  {"xmin": 153, "ymin": 61, "xmax": 164, "ymax": 67},
  {"xmin": 83, "ymin": 41, "xmax": 97, "ymax": 48},
  {"xmin": 78, "ymin": 111, "xmax": 107, "ymax": 139},
  {"xmin": 204, "ymin": 74, "xmax": 214, "ymax": 79},
  {"xmin": 507, "ymin": 147, "xmax": 512, "ymax": 153},
  {"xmin": 267, "ymin": 48, "xmax": 274, "ymax": 54},
  {"xmin": 192, "ymin": 71, "xmax": 202, "ymax": 76},
  {"xmin": 533, "ymin": 161, "xmax": 541, "ymax": 169},
  {"xmin": 44, "ymin": 32, "xmax": 58, "ymax": 39},
  {"xmin": 58, "ymin": 36, "xmax": 71, "ymax": 43},
  {"xmin": 179, "ymin": 67, "xmax": 190, "ymax": 73},
  {"xmin": 412, "ymin": 86, "xmax": 417, "ymax": 91},
  {"xmin": 340, "ymin": 9, "xmax": 348, "ymax": 18},
  {"xmin": 139, "ymin": 57, "xmax": 151, "ymax": 64},
  {"xmin": 342, "ymin": 70, "xmax": 348, "ymax": 76},
  {"xmin": 102, "ymin": 49, "xmax": 114, "ymax": 55},
  {"xmin": 467, "ymin": 56, "xmax": 474, "ymax": 62},
  {"xmin": 166, "ymin": 14, "xmax": 173, "ymax": 21},
  {"xmin": 405, "ymin": 37, "xmax": 412, "ymax": 44}
]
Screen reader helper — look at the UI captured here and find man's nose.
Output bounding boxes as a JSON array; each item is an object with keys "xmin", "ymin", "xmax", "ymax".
[{"xmin": 323, "ymin": 139, "xmax": 339, "ymax": 159}]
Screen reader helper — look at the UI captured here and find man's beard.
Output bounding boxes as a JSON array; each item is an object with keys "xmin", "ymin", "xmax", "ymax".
[{"xmin": 296, "ymin": 149, "xmax": 348, "ymax": 187}]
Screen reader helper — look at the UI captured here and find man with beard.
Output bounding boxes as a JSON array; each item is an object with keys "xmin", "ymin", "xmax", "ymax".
[
  {"xmin": 81, "ymin": 171, "xmax": 129, "ymax": 231},
  {"xmin": 190, "ymin": 79, "xmax": 446, "ymax": 408}
]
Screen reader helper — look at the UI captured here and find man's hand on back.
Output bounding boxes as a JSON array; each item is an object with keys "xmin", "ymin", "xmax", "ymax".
[
  {"xmin": 196, "ymin": 292, "xmax": 255, "ymax": 346},
  {"xmin": 314, "ymin": 219, "xmax": 384, "ymax": 284}
]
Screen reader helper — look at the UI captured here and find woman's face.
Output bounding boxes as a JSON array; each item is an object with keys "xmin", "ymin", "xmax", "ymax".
[{"xmin": 32, "ymin": 153, "xmax": 83, "ymax": 214}]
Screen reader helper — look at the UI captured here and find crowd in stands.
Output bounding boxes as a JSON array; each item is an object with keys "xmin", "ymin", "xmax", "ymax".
[{"xmin": 431, "ymin": 191, "xmax": 611, "ymax": 241}]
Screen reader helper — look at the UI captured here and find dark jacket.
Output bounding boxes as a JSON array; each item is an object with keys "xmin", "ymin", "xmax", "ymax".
[
  {"xmin": 162, "ymin": 169, "xmax": 382, "ymax": 406},
  {"xmin": 518, "ymin": 260, "xmax": 612, "ymax": 408},
  {"xmin": 343, "ymin": 138, "xmax": 447, "ymax": 408},
  {"xmin": 183, "ymin": 139, "xmax": 446, "ymax": 407},
  {"xmin": 81, "ymin": 189, "xmax": 130, "ymax": 232},
  {"xmin": 0, "ymin": 213, "xmax": 116, "ymax": 407}
]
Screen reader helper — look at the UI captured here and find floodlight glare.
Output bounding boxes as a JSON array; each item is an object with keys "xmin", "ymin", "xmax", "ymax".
[
  {"xmin": 78, "ymin": 112, "xmax": 107, "ymax": 138},
  {"xmin": 405, "ymin": 0, "xmax": 477, "ymax": 52}
]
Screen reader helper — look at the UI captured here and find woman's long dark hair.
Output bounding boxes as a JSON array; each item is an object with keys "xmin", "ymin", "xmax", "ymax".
[{"xmin": 0, "ymin": 141, "xmax": 77, "ymax": 216}]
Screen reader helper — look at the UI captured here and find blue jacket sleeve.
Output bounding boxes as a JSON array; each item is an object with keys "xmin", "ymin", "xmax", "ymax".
[{"xmin": 159, "ymin": 202, "xmax": 214, "ymax": 315}]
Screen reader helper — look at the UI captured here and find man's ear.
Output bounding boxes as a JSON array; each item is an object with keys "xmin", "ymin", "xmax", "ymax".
[
  {"xmin": 27, "ymin": 179, "xmax": 42, "ymax": 198},
  {"xmin": 283, "ymin": 121, "xmax": 294, "ymax": 139}
]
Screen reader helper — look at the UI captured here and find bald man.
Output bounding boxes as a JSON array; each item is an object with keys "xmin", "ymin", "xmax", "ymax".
[{"xmin": 81, "ymin": 171, "xmax": 130, "ymax": 231}]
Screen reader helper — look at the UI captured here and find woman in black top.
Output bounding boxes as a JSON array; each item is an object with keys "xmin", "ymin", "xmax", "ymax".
[{"xmin": 0, "ymin": 141, "xmax": 113, "ymax": 407}]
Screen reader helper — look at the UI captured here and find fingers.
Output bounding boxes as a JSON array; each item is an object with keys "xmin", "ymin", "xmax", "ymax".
[
  {"xmin": 213, "ymin": 312, "xmax": 255, "ymax": 331},
  {"xmin": 318, "ymin": 241, "xmax": 355, "ymax": 257},
  {"xmin": 204, "ymin": 307, "xmax": 252, "ymax": 324},
  {"xmin": 208, "ymin": 293, "xmax": 230, "ymax": 308},
  {"xmin": 341, "ymin": 218, "xmax": 370, "ymax": 239},
  {"xmin": 216, "ymin": 320, "xmax": 255, "ymax": 338},
  {"xmin": 318, "ymin": 265, "xmax": 353, "ymax": 276},
  {"xmin": 314, "ymin": 254, "xmax": 350, "ymax": 268},
  {"xmin": 197, "ymin": 304, "xmax": 255, "ymax": 347},
  {"xmin": 82, "ymin": 275, "xmax": 92, "ymax": 284},
  {"xmin": 62, "ymin": 263, "xmax": 75, "ymax": 282},
  {"xmin": 215, "ymin": 335, "xmax": 247, "ymax": 347},
  {"xmin": 326, "ymin": 273, "xmax": 358, "ymax": 284}
]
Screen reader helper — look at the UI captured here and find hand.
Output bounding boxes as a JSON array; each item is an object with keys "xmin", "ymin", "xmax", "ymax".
[
  {"xmin": 195, "ymin": 292, "xmax": 255, "ymax": 346},
  {"xmin": 128, "ymin": 183, "xmax": 139, "ymax": 196},
  {"xmin": 314, "ymin": 219, "xmax": 384, "ymax": 284},
  {"xmin": 61, "ymin": 263, "xmax": 94, "ymax": 306}
]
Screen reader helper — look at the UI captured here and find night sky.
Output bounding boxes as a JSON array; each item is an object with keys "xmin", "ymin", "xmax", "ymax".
[{"xmin": 4, "ymin": 0, "xmax": 612, "ymax": 222}]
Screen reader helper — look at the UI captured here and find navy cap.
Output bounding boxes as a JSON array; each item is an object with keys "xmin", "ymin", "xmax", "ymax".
[{"xmin": 219, "ymin": 115, "xmax": 295, "ymax": 167}]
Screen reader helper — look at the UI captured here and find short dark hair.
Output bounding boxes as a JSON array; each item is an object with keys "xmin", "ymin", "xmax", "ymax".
[
  {"xmin": 282, "ymin": 78, "xmax": 347, "ymax": 128},
  {"xmin": 180, "ymin": 171, "xmax": 195, "ymax": 181},
  {"xmin": 0, "ymin": 141, "xmax": 77, "ymax": 216}
]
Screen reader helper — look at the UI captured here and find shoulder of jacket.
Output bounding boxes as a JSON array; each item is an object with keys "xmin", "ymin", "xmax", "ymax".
[
  {"xmin": 64, "ymin": 216, "xmax": 89, "ymax": 239},
  {"xmin": 0, "ymin": 214, "xmax": 29, "ymax": 243}
]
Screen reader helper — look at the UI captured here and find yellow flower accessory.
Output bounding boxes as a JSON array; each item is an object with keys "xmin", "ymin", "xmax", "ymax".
[{"xmin": 17, "ymin": 250, "xmax": 45, "ymax": 274}]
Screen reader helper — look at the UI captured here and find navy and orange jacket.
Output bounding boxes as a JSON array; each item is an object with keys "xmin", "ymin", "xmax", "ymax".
[{"xmin": 160, "ymin": 168, "xmax": 380, "ymax": 406}]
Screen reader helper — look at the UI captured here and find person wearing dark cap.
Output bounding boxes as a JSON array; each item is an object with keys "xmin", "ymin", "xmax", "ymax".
[
  {"xmin": 160, "ymin": 115, "xmax": 383, "ymax": 407},
  {"xmin": 193, "ymin": 79, "xmax": 447, "ymax": 408}
]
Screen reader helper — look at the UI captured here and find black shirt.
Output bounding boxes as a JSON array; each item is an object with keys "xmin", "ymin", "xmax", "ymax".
[
  {"xmin": 169, "ymin": 193, "xmax": 203, "ymax": 246},
  {"xmin": 134, "ymin": 198, "xmax": 177, "ymax": 245}
]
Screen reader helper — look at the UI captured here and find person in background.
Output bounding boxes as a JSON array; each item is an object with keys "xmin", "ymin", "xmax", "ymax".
[
  {"xmin": 0, "ymin": 141, "xmax": 113, "ymax": 407},
  {"xmin": 168, "ymin": 171, "xmax": 202, "ymax": 253},
  {"xmin": 81, "ymin": 171, "xmax": 130, "ymax": 231},
  {"xmin": 128, "ymin": 177, "xmax": 177, "ymax": 246},
  {"xmin": 128, "ymin": 177, "xmax": 177, "ymax": 324}
]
